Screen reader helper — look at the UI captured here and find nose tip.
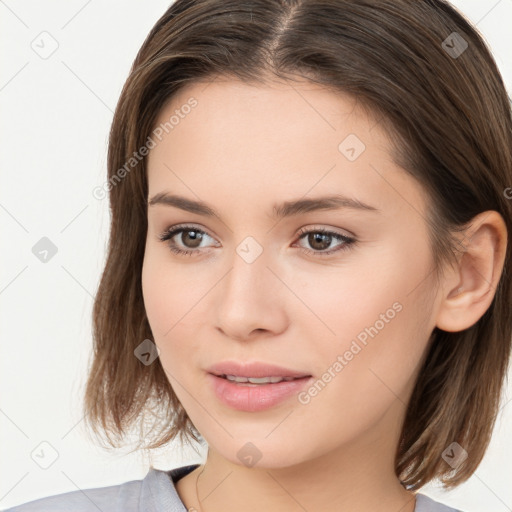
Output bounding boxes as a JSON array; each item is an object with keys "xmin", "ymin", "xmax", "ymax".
[{"xmin": 214, "ymin": 252, "xmax": 289, "ymax": 342}]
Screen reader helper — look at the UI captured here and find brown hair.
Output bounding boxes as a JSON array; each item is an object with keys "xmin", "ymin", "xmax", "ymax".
[{"xmin": 84, "ymin": 0, "xmax": 512, "ymax": 491}]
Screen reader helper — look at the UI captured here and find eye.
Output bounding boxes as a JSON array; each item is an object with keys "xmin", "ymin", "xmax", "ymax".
[
  {"xmin": 293, "ymin": 226, "xmax": 356, "ymax": 257},
  {"xmin": 157, "ymin": 224, "xmax": 356, "ymax": 257},
  {"xmin": 157, "ymin": 224, "xmax": 219, "ymax": 257}
]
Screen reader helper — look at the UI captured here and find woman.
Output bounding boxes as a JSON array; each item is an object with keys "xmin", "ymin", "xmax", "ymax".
[{"xmin": 5, "ymin": 1, "xmax": 511, "ymax": 511}]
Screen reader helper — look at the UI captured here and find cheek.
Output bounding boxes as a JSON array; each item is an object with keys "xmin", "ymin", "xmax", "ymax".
[
  {"xmin": 142, "ymin": 241, "xmax": 192, "ymax": 329},
  {"xmin": 141, "ymin": 252, "xmax": 168, "ymax": 338},
  {"xmin": 288, "ymin": 299, "xmax": 430, "ymax": 456},
  {"xmin": 141, "ymin": 251, "xmax": 208, "ymax": 375},
  {"xmin": 141, "ymin": 247, "xmax": 187, "ymax": 346},
  {"xmin": 279, "ymin": 254, "xmax": 407, "ymax": 364},
  {"xmin": 293, "ymin": 253, "xmax": 433, "ymax": 433}
]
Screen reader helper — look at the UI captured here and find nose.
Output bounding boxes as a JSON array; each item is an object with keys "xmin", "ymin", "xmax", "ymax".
[{"xmin": 214, "ymin": 242, "xmax": 289, "ymax": 342}]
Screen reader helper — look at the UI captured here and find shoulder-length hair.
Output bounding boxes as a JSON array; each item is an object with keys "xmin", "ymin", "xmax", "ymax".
[{"xmin": 84, "ymin": 0, "xmax": 512, "ymax": 491}]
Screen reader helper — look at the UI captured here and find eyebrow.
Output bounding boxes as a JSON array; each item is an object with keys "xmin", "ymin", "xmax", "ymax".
[{"xmin": 148, "ymin": 192, "xmax": 380, "ymax": 219}]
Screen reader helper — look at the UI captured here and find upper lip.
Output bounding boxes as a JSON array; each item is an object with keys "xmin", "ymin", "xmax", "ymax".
[{"xmin": 207, "ymin": 360, "xmax": 312, "ymax": 379}]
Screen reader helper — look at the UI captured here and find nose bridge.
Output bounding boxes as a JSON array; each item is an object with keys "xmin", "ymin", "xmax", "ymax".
[
  {"xmin": 225, "ymin": 234, "xmax": 271, "ymax": 299},
  {"xmin": 214, "ymin": 234, "xmax": 286, "ymax": 337}
]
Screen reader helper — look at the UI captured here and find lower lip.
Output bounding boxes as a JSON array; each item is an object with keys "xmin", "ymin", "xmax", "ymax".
[{"xmin": 207, "ymin": 373, "xmax": 313, "ymax": 412}]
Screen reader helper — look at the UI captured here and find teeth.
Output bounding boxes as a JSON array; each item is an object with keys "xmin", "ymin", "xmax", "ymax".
[{"xmin": 224, "ymin": 375, "xmax": 297, "ymax": 384}]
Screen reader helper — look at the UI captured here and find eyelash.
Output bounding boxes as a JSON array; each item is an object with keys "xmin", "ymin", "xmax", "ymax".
[{"xmin": 157, "ymin": 223, "xmax": 356, "ymax": 258}]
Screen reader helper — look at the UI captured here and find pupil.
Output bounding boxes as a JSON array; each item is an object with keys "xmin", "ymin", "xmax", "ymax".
[
  {"xmin": 309, "ymin": 233, "xmax": 331, "ymax": 250},
  {"xmin": 183, "ymin": 230, "xmax": 202, "ymax": 248}
]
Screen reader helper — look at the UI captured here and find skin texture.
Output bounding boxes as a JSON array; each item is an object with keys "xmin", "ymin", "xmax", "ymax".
[{"xmin": 141, "ymin": 77, "xmax": 507, "ymax": 512}]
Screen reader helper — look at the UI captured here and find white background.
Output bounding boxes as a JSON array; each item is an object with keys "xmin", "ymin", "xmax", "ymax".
[{"xmin": 0, "ymin": 1, "xmax": 511, "ymax": 510}]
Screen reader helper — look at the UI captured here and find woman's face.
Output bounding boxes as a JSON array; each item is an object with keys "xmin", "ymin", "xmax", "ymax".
[{"xmin": 142, "ymin": 77, "xmax": 442, "ymax": 468}]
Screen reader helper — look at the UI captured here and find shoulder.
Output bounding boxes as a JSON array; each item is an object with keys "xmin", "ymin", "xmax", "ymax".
[
  {"xmin": 4, "ymin": 480, "xmax": 143, "ymax": 512},
  {"xmin": 415, "ymin": 492, "xmax": 466, "ymax": 512},
  {"xmin": 1, "ymin": 464, "xmax": 199, "ymax": 512},
  {"xmin": 0, "ymin": 478, "xmax": 143, "ymax": 512}
]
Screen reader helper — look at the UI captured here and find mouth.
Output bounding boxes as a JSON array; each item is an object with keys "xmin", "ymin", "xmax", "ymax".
[
  {"xmin": 207, "ymin": 372, "xmax": 313, "ymax": 411},
  {"xmin": 213, "ymin": 374, "xmax": 311, "ymax": 385}
]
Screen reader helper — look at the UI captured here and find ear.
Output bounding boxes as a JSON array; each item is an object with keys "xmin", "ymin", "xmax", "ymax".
[{"xmin": 435, "ymin": 211, "xmax": 508, "ymax": 333}]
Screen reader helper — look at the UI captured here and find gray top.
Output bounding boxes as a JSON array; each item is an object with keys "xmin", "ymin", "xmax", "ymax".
[{"xmin": 2, "ymin": 464, "xmax": 464, "ymax": 512}]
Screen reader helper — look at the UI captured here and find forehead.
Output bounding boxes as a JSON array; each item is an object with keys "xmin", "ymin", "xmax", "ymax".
[
  {"xmin": 147, "ymin": 77, "xmax": 428, "ymax": 224},
  {"xmin": 156, "ymin": 76, "xmax": 376, "ymax": 138}
]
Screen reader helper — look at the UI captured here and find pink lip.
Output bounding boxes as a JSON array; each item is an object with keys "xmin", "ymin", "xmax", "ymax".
[
  {"xmin": 206, "ymin": 360, "xmax": 311, "ymax": 379},
  {"xmin": 207, "ymin": 373, "xmax": 313, "ymax": 412},
  {"xmin": 205, "ymin": 361, "xmax": 313, "ymax": 412}
]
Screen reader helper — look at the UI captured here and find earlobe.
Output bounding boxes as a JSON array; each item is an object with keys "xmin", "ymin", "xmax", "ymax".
[{"xmin": 435, "ymin": 211, "xmax": 508, "ymax": 333}]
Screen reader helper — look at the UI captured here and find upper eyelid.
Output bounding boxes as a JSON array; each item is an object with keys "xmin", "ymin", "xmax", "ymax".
[
  {"xmin": 164, "ymin": 223, "xmax": 215, "ymax": 239},
  {"xmin": 164, "ymin": 223, "xmax": 352, "ymax": 237}
]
